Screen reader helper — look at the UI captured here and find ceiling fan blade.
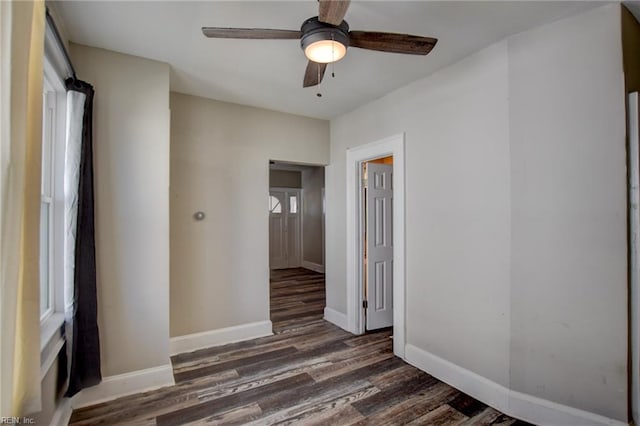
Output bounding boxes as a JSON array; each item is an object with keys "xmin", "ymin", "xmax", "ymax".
[
  {"xmin": 318, "ymin": 0, "xmax": 351, "ymax": 26},
  {"xmin": 303, "ymin": 61, "xmax": 327, "ymax": 88},
  {"xmin": 202, "ymin": 27, "xmax": 302, "ymax": 39},
  {"xmin": 349, "ymin": 31, "xmax": 437, "ymax": 55}
]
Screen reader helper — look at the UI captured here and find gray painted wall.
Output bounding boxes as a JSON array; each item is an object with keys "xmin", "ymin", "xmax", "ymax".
[
  {"xmin": 326, "ymin": 4, "xmax": 626, "ymax": 421},
  {"xmin": 71, "ymin": 43, "xmax": 172, "ymax": 376},
  {"xmin": 302, "ymin": 167, "xmax": 324, "ymax": 266},
  {"xmin": 170, "ymin": 93, "xmax": 329, "ymax": 337}
]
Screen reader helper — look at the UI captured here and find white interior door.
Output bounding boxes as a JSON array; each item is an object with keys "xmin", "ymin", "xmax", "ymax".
[
  {"xmin": 269, "ymin": 189, "xmax": 301, "ymax": 269},
  {"xmin": 366, "ymin": 163, "xmax": 393, "ymax": 330}
]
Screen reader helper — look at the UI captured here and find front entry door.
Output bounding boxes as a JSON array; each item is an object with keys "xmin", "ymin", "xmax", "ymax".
[
  {"xmin": 269, "ymin": 189, "xmax": 301, "ymax": 269},
  {"xmin": 365, "ymin": 163, "xmax": 393, "ymax": 330}
]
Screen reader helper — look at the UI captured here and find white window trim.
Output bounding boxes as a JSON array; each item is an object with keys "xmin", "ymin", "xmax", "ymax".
[
  {"xmin": 40, "ymin": 56, "xmax": 67, "ymax": 362},
  {"xmin": 40, "ymin": 82, "xmax": 55, "ymax": 323}
]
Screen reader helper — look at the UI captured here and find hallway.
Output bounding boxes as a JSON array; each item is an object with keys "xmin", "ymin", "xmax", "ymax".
[{"xmin": 270, "ymin": 267, "xmax": 326, "ymax": 332}]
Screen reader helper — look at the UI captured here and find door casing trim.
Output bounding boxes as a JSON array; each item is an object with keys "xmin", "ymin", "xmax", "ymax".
[{"xmin": 346, "ymin": 133, "xmax": 406, "ymax": 359}]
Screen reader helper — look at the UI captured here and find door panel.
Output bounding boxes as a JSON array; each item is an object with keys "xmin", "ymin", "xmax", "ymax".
[
  {"xmin": 269, "ymin": 189, "xmax": 301, "ymax": 269},
  {"xmin": 366, "ymin": 163, "xmax": 393, "ymax": 330},
  {"xmin": 269, "ymin": 192, "xmax": 287, "ymax": 269}
]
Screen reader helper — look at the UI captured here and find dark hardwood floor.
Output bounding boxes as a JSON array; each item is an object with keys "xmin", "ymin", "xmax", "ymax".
[
  {"xmin": 270, "ymin": 268, "xmax": 326, "ymax": 332},
  {"xmin": 69, "ymin": 268, "xmax": 527, "ymax": 425}
]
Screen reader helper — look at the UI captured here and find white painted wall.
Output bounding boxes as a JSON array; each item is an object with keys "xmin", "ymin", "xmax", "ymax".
[
  {"xmin": 326, "ymin": 4, "xmax": 626, "ymax": 422},
  {"xmin": 329, "ymin": 40, "xmax": 512, "ymax": 385},
  {"xmin": 170, "ymin": 92, "xmax": 328, "ymax": 337},
  {"xmin": 508, "ymin": 5, "xmax": 626, "ymax": 419},
  {"xmin": 70, "ymin": 44, "xmax": 172, "ymax": 376}
]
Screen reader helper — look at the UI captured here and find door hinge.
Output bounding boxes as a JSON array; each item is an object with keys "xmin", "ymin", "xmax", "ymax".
[
  {"xmin": 362, "ymin": 300, "xmax": 368, "ymax": 309},
  {"xmin": 362, "ymin": 177, "xmax": 368, "ymax": 188}
]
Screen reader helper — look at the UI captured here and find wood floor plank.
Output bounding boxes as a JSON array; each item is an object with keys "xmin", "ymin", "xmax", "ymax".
[
  {"xmin": 235, "ymin": 339, "xmax": 348, "ymax": 376},
  {"xmin": 240, "ymin": 357, "xmax": 404, "ymax": 424},
  {"xmin": 172, "ymin": 335, "xmax": 313, "ymax": 375},
  {"xmin": 69, "ymin": 370, "xmax": 239, "ymax": 424},
  {"xmin": 173, "ymin": 346, "xmax": 299, "ymax": 383},
  {"xmin": 405, "ymin": 404, "xmax": 468, "ymax": 426},
  {"xmin": 243, "ymin": 381, "xmax": 376, "ymax": 425},
  {"xmin": 354, "ymin": 382, "xmax": 460, "ymax": 425},
  {"xmin": 197, "ymin": 358, "xmax": 332, "ymax": 402},
  {"xmin": 350, "ymin": 367, "xmax": 439, "ymax": 416},
  {"xmin": 182, "ymin": 402, "xmax": 262, "ymax": 425},
  {"xmin": 251, "ymin": 384, "xmax": 378, "ymax": 425},
  {"xmin": 70, "ymin": 268, "xmax": 524, "ymax": 426},
  {"xmin": 155, "ymin": 373, "xmax": 314, "ymax": 426},
  {"xmin": 309, "ymin": 351, "xmax": 394, "ymax": 382},
  {"xmin": 449, "ymin": 391, "xmax": 490, "ymax": 417},
  {"xmin": 285, "ymin": 404, "xmax": 366, "ymax": 426},
  {"xmin": 461, "ymin": 407, "xmax": 510, "ymax": 425},
  {"xmin": 343, "ymin": 328, "xmax": 392, "ymax": 347},
  {"xmin": 368, "ymin": 363, "xmax": 422, "ymax": 390}
]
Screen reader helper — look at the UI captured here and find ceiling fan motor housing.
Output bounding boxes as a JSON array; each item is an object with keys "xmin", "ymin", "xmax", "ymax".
[{"xmin": 300, "ymin": 16, "xmax": 350, "ymax": 58}]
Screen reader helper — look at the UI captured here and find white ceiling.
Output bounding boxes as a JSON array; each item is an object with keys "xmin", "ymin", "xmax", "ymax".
[
  {"xmin": 55, "ymin": 1, "xmax": 610, "ymax": 120},
  {"xmin": 627, "ymin": 1, "xmax": 640, "ymax": 20}
]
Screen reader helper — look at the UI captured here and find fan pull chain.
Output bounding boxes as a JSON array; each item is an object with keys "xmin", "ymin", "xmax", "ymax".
[
  {"xmin": 331, "ymin": 34, "xmax": 336, "ymax": 78},
  {"xmin": 316, "ymin": 63, "xmax": 322, "ymax": 97}
]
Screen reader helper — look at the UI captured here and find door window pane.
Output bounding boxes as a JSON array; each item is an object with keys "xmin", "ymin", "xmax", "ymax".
[
  {"xmin": 289, "ymin": 195, "xmax": 297, "ymax": 214},
  {"xmin": 269, "ymin": 195, "xmax": 281, "ymax": 213}
]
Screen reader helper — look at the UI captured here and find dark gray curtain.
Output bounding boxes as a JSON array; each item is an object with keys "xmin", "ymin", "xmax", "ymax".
[{"xmin": 65, "ymin": 78, "xmax": 101, "ymax": 397}]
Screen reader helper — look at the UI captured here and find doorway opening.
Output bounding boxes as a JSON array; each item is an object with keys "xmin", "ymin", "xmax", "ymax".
[
  {"xmin": 362, "ymin": 156, "xmax": 394, "ymax": 331},
  {"xmin": 268, "ymin": 160, "xmax": 326, "ymax": 332},
  {"xmin": 346, "ymin": 134, "xmax": 406, "ymax": 359}
]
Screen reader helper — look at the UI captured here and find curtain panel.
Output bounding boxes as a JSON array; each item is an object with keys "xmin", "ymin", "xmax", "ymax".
[
  {"xmin": 64, "ymin": 79, "xmax": 101, "ymax": 397},
  {"xmin": 0, "ymin": 0, "xmax": 45, "ymax": 416}
]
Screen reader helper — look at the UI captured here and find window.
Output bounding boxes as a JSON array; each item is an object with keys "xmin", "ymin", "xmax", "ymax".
[
  {"xmin": 39, "ymin": 58, "xmax": 66, "ymax": 326},
  {"xmin": 269, "ymin": 195, "xmax": 282, "ymax": 213},
  {"xmin": 289, "ymin": 195, "xmax": 297, "ymax": 214},
  {"xmin": 39, "ymin": 15, "xmax": 73, "ymax": 381},
  {"xmin": 40, "ymin": 82, "xmax": 55, "ymax": 319}
]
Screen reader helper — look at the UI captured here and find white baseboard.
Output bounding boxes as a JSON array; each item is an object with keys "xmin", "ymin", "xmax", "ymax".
[
  {"xmin": 50, "ymin": 397, "xmax": 72, "ymax": 426},
  {"xmin": 71, "ymin": 363, "xmax": 175, "ymax": 409},
  {"xmin": 508, "ymin": 388, "xmax": 627, "ymax": 426},
  {"xmin": 405, "ymin": 344, "xmax": 627, "ymax": 426},
  {"xmin": 324, "ymin": 307, "xmax": 349, "ymax": 331},
  {"xmin": 301, "ymin": 261, "xmax": 325, "ymax": 273},
  {"xmin": 170, "ymin": 320, "xmax": 273, "ymax": 356}
]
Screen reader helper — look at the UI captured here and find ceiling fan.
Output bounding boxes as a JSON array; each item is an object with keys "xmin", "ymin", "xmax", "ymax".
[{"xmin": 202, "ymin": 0, "xmax": 438, "ymax": 88}]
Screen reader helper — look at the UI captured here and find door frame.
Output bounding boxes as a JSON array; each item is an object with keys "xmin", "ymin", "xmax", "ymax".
[
  {"xmin": 269, "ymin": 187, "xmax": 302, "ymax": 269},
  {"xmin": 629, "ymin": 91, "xmax": 639, "ymax": 424},
  {"xmin": 346, "ymin": 133, "xmax": 406, "ymax": 359}
]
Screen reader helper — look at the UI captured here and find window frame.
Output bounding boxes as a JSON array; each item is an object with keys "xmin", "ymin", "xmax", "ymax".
[
  {"xmin": 39, "ymin": 56, "xmax": 66, "ymax": 340},
  {"xmin": 40, "ymin": 78, "xmax": 55, "ymax": 321}
]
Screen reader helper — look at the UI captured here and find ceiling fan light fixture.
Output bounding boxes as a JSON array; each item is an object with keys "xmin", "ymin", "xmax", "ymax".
[
  {"xmin": 304, "ymin": 39, "xmax": 347, "ymax": 63},
  {"xmin": 300, "ymin": 17, "xmax": 350, "ymax": 64}
]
